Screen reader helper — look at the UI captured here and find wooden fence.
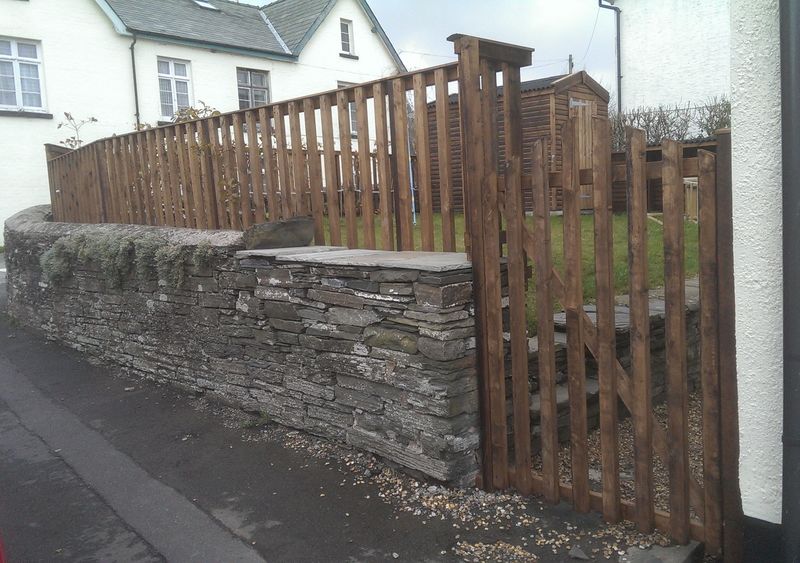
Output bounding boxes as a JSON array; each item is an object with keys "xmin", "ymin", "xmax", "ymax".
[
  {"xmin": 449, "ymin": 34, "xmax": 742, "ymax": 560},
  {"xmin": 46, "ymin": 62, "xmax": 460, "ymax": 252},
  {"xmin": 44, "ymin": 33, "xmax": 743, "ymax": 560}
]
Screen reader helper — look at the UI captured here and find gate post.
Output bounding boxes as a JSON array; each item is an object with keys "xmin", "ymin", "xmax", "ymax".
[{"xmin": 448, "ymin": 34, "xmax": 533, "ymax": 490}]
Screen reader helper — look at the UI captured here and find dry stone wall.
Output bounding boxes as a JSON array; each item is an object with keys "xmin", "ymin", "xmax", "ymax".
[{"xmin": 5, "ymin": 206, "xmax": 481, "ymax": 485}]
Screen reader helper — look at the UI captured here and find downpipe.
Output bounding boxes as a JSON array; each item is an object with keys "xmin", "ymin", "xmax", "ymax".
[{"xmin": 598, "ymin": 0, "xmax": 621, "ymax": 113}]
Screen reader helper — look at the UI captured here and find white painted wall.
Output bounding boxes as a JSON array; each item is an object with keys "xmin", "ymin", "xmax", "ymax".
[
  {"xmin": 0, "ymin": 0, "xmax": 400, "ymax": 244},
  {"xmin": 616, "ymin": 0, "xmax": 731, "ymax": 109},
  {"xmin": 730, "ymin": 0, "xmax": 783, "ymax": 524}
]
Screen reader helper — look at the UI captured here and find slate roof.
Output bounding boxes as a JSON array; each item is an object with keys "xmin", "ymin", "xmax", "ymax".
[
  {"xmin": 261, "ymin": 0, "xmax": 334, "ymax": 53},
  {"xmin": 101, "ymin": 0, "xmax": 403, "ymax": 68},
  {"xmin": 104, "ymin": 0, "xmax": 288, "ymax": 55}
]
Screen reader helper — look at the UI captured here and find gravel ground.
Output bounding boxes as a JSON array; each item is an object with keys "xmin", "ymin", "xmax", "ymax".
[{"xmin": 190, "ymin": 396, "xmax": 680, "ymax": 561}]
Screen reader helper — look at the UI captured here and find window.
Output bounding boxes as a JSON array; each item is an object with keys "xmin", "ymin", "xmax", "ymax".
[
  {"xmin": 340, "ymin": 19, "xmax": 354, "ymax": 54},
  {"xmin": 337, "ymin": 81, "xmax": 358, "ymax": 138},
  {"xmin": 0, "ymin": 37, "xmax": 45, "ymax": 111},
  {"xmin": 237, "ymin": 68, "xmax": 270, "ymax": 109},
  {"xmin": 157, "ymin": 57, "xmax": 192, "ymax": 120}
]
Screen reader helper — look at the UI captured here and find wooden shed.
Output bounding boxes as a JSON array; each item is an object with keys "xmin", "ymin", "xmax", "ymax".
[{"xmin": 426, "ymin": 70, "xmax": 609, "ymax": 212}]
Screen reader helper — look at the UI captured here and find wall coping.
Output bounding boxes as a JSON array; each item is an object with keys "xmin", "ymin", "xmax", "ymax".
[
  {"xmin": 236, "ymin": 247, "xmax": 473, "ymax": 272},
  {"xmin": 5, "ymin": 205, "xmax": 244, "ymax": 249}
]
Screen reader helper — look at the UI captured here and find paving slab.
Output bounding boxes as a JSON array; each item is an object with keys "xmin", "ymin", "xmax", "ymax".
[
  {"xmin": 619, "ymin": 540, "xmax": 703, "ymax": 563},
  {"xmin": 274, "ymin": 248, "xmax": 473, "ymax": 272}
]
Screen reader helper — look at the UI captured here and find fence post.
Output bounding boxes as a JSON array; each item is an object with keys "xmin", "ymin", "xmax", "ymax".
[
  {"xmin": 714, "ymin": 128, "xmax": 743, "ymax": 562},
  {"xmin": 449, "ymin": 34, "xmax": 533, "ymax": 490}
]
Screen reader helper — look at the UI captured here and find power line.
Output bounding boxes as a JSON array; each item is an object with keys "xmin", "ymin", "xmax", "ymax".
[{"xmin": 579, "ymin": 6, "xmax": 601, "ymax": 64}]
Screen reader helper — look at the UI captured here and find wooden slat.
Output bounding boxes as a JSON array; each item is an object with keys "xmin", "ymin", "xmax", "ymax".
[
  {"xmin": 627, "ymin": 127, "xmax": 654, "ymax": 531},
  {"xmin": 165, "ymin": 126, "xmax": 185, "ymax": 227},
  {"xmin": 480, "ymin": 56, "xmax": 509, "ymax": 490},
  {"xmin": 372, "ymin": 81, "xmax": 394, "ymax": 250},
  {"xmin": 102, "ymin": 139, "xmax": 120, "ymax": 223},
  {"xmin": 662, "ymin": 138, "xmax": 690, "ymax": 542},
  {"xmin": 245, "ymin": 110, "xmax": 266, "ymax": 225},
  {"xmin": 355, "ymin": 86, "xmax": 375, "ymax": 249},
  {"xmin": 147, "ymin": 128, "xmax": 164, "ymax": 225},
  {"xmin": 434, "ymin": 67, "xmax": 456, "ymax": 252},
  {"xmin": 222, "ymin": 115, "xmax": 240, "ymax": 228},
  {"xmin": 532, "ymin": 140, "xmax": 560, "ymax": 504},
  {"xmin": 187, "ymin": 121, "xmax": 207, "ymax": 228},
  {"xmin": 257, "ymin": 107, "xmax": 279, "ymax": 222},
  {"xmin": 288, "ymin": 101, "xmax": 308, "ymax": 217},
  {"xmin": 714, "ymin": 130, "xmax": 743, "ymax": 562},
  {"xmin": 697, "ymin": 148, "xmax": 722, "ymax": 555},
  {"xmin": 120, "ymin": 136, "xmax": 138, "ymax": 224},
  {"xmin": 92, "ymin": 142, "xmax": 109, "ymax": 222},
  {"xmin": 154, "ymin": 128, "xmax": 172, "ymax": 226},
  {"xmin": 133, "ymin": 133, "xmax": 149, "ymax": 224},
  {"xmin": 501, "ymin": 63, "xmax": 532, "ymax": 495},
  {"xmin": 273, "ymin": 105, "xmax": 292, "ymax": 220},
  {"xmin": 337, "ymin": 90, "xmax": 358, "ymax": 248},
  {"xmin": 562, "ymin": 117, "xmax": 590, "ymax": 513},
  {"xmin": 390, "ymin": 78, "xmax": 414, "ymax": 250},
  {"xmin": 175, "ymin": 124, "xmax": 197, "ymax": 228},
  {"xmin": 302, "ymin": 99, "xmax": 326, "ymax": 243},
  {"xmin": 232, "ymin": 112, "xmax": 253, "ymax": 228},
  {"xmin": 319, "ymin": 95, "xmax": 341, "ymax": 243},
  {"xmin": 206, "ymin": 118, "xmax": 228, "ymax": 228},
  {"xmin": 592, "ymin": 117, "xmax": 621, "ymax": 522},
  {"xmin": 413, "ymin": 72, "xmax": 435, "ymax": 251}
]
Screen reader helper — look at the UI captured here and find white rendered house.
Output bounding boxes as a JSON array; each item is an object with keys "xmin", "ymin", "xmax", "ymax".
[{"xmin": 0, "ymin": 0, "xmax": 405, "ymax": 243}]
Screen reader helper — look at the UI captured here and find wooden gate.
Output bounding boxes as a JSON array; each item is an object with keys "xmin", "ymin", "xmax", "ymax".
[{"xmin": 450, "ymin": 35, "xmax": 743, "ymax": 560}]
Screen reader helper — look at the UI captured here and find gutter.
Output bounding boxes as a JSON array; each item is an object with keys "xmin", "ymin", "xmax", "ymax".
[
  {"xmin": 780, "ymin": 0, "xmax": 799, "ymax": 560},
  {"xmin": 598, "ymin": 0, "xmax": 622, "ymax": 113},
  {"xmin": 130, "ymin": 33, "xmax": 141, "ymax": 128}
]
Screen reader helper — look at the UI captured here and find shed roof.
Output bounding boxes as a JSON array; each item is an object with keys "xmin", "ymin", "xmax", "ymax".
[{"xmin": 442, "ymin": 71, "xmax": 608, "ymax": 105}]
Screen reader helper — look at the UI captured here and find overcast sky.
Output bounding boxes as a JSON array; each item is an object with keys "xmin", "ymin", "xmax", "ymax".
[{"xmin": 239, "ymin": 0, "xmax": 617, "ymax": 99}]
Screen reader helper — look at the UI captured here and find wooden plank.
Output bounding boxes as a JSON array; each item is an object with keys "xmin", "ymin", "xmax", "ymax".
[
  {"xmin": 302, "ymin": 99, "xmax": 325, "ymax": 243},
  {"xmin": 153, "ymin": 128, "xmax": 172, "ymax": 226},
  {"xmin": 501, "ymin": 63, "xmax": 533, "ymax": 496},
  {"xmin": 134, "ymin": 132, "xmax": 150, "ymax": 224},
  {"xmin": 186, "ymin": 121, "xmax": 207, "ymax": 228},
  {"xmin": 413, "ymin": 72, "xmax": 435, "ymax": 251},
  {"xmin": 434, "ymin": 68, "xmax": 455, "ymax": 252},
  {"xmin": 372, "ymin": 81, "xmax": 394, "ymax": 250},
  {"xmin": 288, "ymin": 102, "xmax": 308, "ymax": 217},
  {"xmin": 206, "ymin": 118, "xmax": 229, "ymax": 228},
  {"xmin": 165, "ymin": 126, "xmax": 186, "ymax": 227},
  {"xmin": 273, "ymin": 105, "xmax": 292, "ymax": 220},
  {"xmin": 592, "ymin": 117, "xmax": 621, "ymax": 523},
  {"xmin": 119, "ymin": 136, "xmax": 137, "ymax": 224},
  {"xmin": 391, "ymin": 78, "xmax": 414, "ymax": 250},
  {"xmin": 246, "ymin": 109, "xmax": 266, "ymax": 224},
  {"xmin": 355, "ymin": 86, "xmax": 375, "ymax": 249},
  {"xmin": 714, "ymin": 130, "xmax": 743, "ymax": 563},
  {"xmin": 319, "ymin": 95, "xmax": 341, "ymax": 243},
  {"xmin": 697, "ymin": 149, "xmax": 722, "ymax": 555},
  {"xmin": 102, "ymin": 139, "xmax": 121, "ymax": 223},
  {"xmin": 627, "ymin": 127, "xmax": 654, "ymax": 532},
  {"xmin": 337, "ymin": 89, "xmax": 358, "ymax": 248},
  {"xmin": 479, "ymin": 56, "xmax": 509, "ymax": 490},
  {"xmin": 147, "ymin": 128, "xmax": 165, "ymax": 225},
  {"xmin": 232, "ymin": 112, "xmax": 253, "ymax": 228},
  {"xmin": 175, "ymin": 124, "xmax": 197, "ymax": 228},
  {"xmin": 257, "ymin": 107, "xmax": 279, "ymax": 221},
  {"xmin": 532, "ymin": 140, "xmax": 559, "ymax": 503},
  {"xmin": 562, "ymin": 117, "xmax": 590, "ymax": 513},
  {"xmin": 662, "ymin": 138, "xmax": 690, "ymax": 543},
  {"xmin": 220, "ymin": 114, "xmax": 239, "ymax": 229},
  {"xmin": 92, "ymin": 142, "xmax": 109, "ymax": 222}
]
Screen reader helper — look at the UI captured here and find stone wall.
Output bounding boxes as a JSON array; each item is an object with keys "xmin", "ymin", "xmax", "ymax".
[{"xmin": 4, "ymin": 206, "xmax": 481, "ymax": 485}]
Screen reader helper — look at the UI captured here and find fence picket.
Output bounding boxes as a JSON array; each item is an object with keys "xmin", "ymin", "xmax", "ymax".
[
  {"xmin": 337, "ymin": 89, "xmax": 358, "ymax": 248},
  {"xmin": 233, "ymin": 112, "xmax": 253, "ymax": 228},
  {"xmin": 288, "ymin": 102, "xmax": 308, "ymax": 217},
  {"xmin": 355, "ymin": 86, "xmax": 375, "ymax": 249},
  {"xmin": 592, "ymin": 117, "xmax": 621, "ymax": 522},
  {"xmin": 320, "ymin": 95, "xmax": 341, "ymax": 242},
  {"xmin": 372, "ymin": 81, "xmax": 394, "ymax": 250},
  {"xmin": 413, "ymin": 72, "xmax": 435, "ymax": 251},
  {"xmin": 273, "ymin": 105, "xmax": 292, "ymax": 220},
  {"xmin": 390, "ymin": 78, "xmax": 414, "ymax": 250},
  {"xmin": 434, "ymin": 67, "xmax": 455, "ymax": 252},
  {"xmin": 627, "ymin": 127, "xmax": 654, "ymax": 532},
  {"xmin": 246, "ymin": 110, "xmax": 267, "ymax": 224}
]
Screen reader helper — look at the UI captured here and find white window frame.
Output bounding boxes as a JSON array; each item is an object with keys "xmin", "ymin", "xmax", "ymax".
[
  {"xmin": 157, "ymin": 57, "xmax": 193, "ymax": 121},
  {"xmin": 0, "ymin": 37, "xmax": 47, "ymax": 112},
  {"xmin": 339, "ymin": 19, "xmax": 354, "ymax": 55},
  {"xmin": 237, "ymin": 68, "xmax": 271, "ymax": 110}
]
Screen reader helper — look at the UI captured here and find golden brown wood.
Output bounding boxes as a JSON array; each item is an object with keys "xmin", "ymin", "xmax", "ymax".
[
  {"xmin": 434, "ymin": 68, "xmax": 455, "ymax": 252},
  {"xmin": 337, "ymin": 89, "xmax": 358, "ymax": 248},
  {"xmin": 206, "ymin": 118, "xmax": 229, "ymax": 228},
  {"xmin": 697, "ymin": 149, "xmax": 722, "ymax": 555},
  {"xmin": 390, "ymin": 78, "xmax": 414, "ymax": 250},
  {"xmin": 288, "ymin": 102, "xmax": 308, "ymax": 217},
  {"xmin": 592, "ymin": 116, "xmax": 621, "ymax": 523},
  {"xmin": 662, "ymin": 138, "xmax": 690, "ymax": 543},
  {"xmin": 319, "ymin": 95, "xmax": 341, "ymax": 243},
  {"xmin": 174, "ymin": 124, "xmax": 196, "ymax": 228},
  {"xmin": 372, "ymin": 81, "xmax": 394, "ymax": 250},
  {"xmin": 152, "ymin": 128, "xmax": 171, "ymax": 226},
  {"xmin": 186, "ymin": 121, "xmax": 207, "ymax": 228},
  {"xmin": 627, "ymin": 126, "xmax": 654, "ymax": 532},
  {"xmin": 501, "ymin": 63, "xmax": 533, "ymax": 496},
  {"xmin": 273, "ymin": 105, "xmax": 292, "ymax": 220},
  {"xmin": 303, "ymin": 99, "xmax": 326, "ymax": 243},
  {"xmin": 232, "ymin": 112, "xmax": 252, "ymax": 228},
  {"xmin": 413, "ymin": 72, "xmax": 435, "ymax": 251},
  {"xmin": 221, "ymin": 115, "xmax": 242, "ymax": 229},
  {"xmin": 562, "ymin": 117, "xmax": 590, "ymax": 513},
  {"xmin": 354, "ymin": 86, "xmax": 375, "ymax": 249},
  {"xmin": 257, "ymin": 107, "xmax": 279, "ymax": 221}
]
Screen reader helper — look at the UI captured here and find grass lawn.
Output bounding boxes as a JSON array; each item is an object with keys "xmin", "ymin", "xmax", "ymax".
[{"xmin": 326, "ymin": 212, "xmax": 699, "ymax": 332}]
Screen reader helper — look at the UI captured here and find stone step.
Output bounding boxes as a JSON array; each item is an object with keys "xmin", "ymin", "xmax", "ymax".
[{"xmin": 529, "ymin": 377, "xmax": 599, "ymax": 420}]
